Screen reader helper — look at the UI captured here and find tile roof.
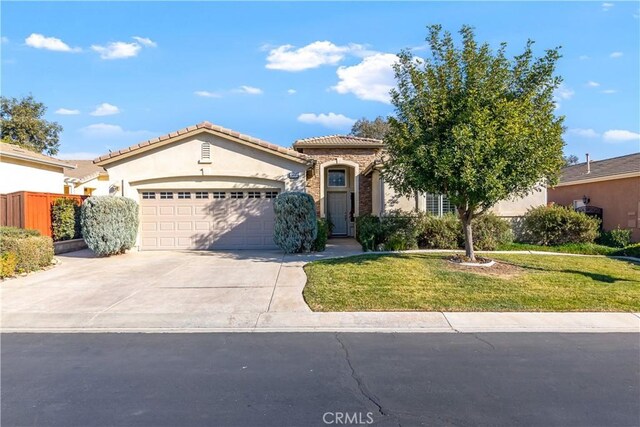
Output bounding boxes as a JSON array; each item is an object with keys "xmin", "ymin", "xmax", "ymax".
[
  {"xmin": 293, "ymin": 135, "xmax": 384, "ymax": 148},
  {"xmin": 64, "ymin": 160, "xmax": 108, "ymax": 182},
  {"xmin": 94, "ymin": 121, "xmax": 310, "ymax": 164},
  {"xmin": 0, "ymin": 142, "xmax": 75, "ymax": 169},
  {"xmin": 559, "ymin": 152, "xmax": 640, "ymax": 184}
]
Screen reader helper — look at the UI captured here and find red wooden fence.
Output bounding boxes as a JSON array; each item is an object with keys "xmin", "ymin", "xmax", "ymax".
[{"xmin": 0, "ymin": 191, "xmax": 87, "ymax": 237}]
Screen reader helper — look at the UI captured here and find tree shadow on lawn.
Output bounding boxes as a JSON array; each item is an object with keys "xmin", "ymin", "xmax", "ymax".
[{"xmin": 518, "ymin": 263, "xmax": 639, "ymax": 284}]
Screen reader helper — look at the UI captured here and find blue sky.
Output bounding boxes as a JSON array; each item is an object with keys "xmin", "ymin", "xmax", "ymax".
[{"xmin": 1, "ymin": 1, "xmax": 639, "ymax": 162}]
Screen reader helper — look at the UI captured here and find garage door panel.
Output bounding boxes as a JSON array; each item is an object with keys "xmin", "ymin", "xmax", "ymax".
[{"xmin": 140, "ymin": 190, "xmax": 278, "ymax": 250}]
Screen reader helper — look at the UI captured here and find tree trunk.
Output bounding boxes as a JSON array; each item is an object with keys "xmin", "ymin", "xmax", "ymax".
[{"xmin": 461, "ymin": 213, "xmax": 475, "ymax": 262}]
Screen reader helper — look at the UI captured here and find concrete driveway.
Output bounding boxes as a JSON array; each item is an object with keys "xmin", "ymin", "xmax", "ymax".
[{"xmin": 1, "ymin": 248, "xmax": 314, "ymax": 331}]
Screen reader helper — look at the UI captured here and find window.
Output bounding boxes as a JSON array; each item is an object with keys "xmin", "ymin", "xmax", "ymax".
[
  {"xmin": 200, "ymin": 142, "xmax": 211, "ymax": 162},
  {"xmin": 425, "ymin": 193, "xmax": 456, "ymax": 216},
  {"xmin": 177, "ymin": 192, "xmax": 191, "ymax": 199},
  {"xmin": 328, "ymin": 169, "xmax": 346, "ymax": 187},
  {"xmin": 212, "ymin": 191, "xmax": 226, "ymax": 199},
  {"xmin": 160, "ymin": 192, "xmax": 173, "ymax": 199},
  {"xmin": 441, "ymin": 196, "xmax": 456, "ymax": 214},
  {"xmin": 84, "ymin": 188, "xmax": 94, "ymax": 196},
  {"xmin": 195, "ymin": 191, "xmax": 208, "ymax": 199},
  {"xmin": 230, "ymin": 191, "xmax": 244, "ymax": 199},
  {"xmin": 247, "ymin": 191, "xmax": 261, "ymax": 199},
  {"xmin": 264, "ymin": 191, "xmax": 279, "ymax": 199},
  {"xmin": 142, "ymin": 192, "xmax": 156, "ymax": 199}
]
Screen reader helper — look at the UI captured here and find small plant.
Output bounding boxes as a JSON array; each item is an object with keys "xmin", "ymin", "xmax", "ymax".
[
  {"xmin": 312, "ymin": 218, "xmax": 330, "ymax": 252},
  {"xmin": 471, "ymin": 213, "xmax": 514, "ymax": 250},
  {"xmin": 273, "ymin": 192, "xmax": 318, "ymax": 253},
  {"xmin": 51, "ymin": 197, "xmax": 81, "ymax": 241},
  {"xmin": 0, "ymin": 233, "xmax": 53, "ymax": 273},
  {"xmin": 81, "ymin": 196, "xmax": 139, "ymax": 256},
  {"xmin": 597, "ymin": 227, "xmax": 632, "ymax": 248},
  {"xmin": 355, "ymin": 214, "xmax": 381, "ymax": 251},
  {"xmin": 0, "ymin": 252, "xmax": 18, "ymax": 278},
  {"xmin": 0, "ymin": 227, "xmax": 40, "ymax": 238},
  {"xmin": 520, "ymin": 205, "xmax": 600, "ymax": 245},
  {"xmin": 416, "ymin": 213, "xmax": 462, "ymax": 249}
]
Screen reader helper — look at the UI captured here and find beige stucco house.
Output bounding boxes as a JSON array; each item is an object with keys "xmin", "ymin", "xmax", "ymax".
[
  {"xmin": 63, "ymin": 160, "xmax": 110, "ymax": 196},
  {"xmin": 94, "ymin": 121, "xmax": 546, "ymax": 250},
  {"xmin": 0, "ymin": 142, "xmax": 75, "ymax": 194}
]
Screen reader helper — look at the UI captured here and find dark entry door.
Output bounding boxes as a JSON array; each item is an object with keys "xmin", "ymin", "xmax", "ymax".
[{"xmin": 327, "ymin": 192, "xmax": 348, "ymax": 235}]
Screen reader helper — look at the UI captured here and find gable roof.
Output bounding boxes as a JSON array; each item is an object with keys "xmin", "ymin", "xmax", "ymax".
[
  {"xmin": 64, "ymin": 160, "xmax": 108, "ymax": 183},
  {"xmin": 0, "ymin": 142, "xmax": 75, "ymax": 169},
  {"xmin": 293, "ymin": 135, "xmax": 384, "ymax": 149},
  {"xmin": 558, "ymin": 152, "xmax": 640, "ymax": 185},
  {"xmin": 94, "ymin": 121, "xmax": 310, "ymax": 165}
]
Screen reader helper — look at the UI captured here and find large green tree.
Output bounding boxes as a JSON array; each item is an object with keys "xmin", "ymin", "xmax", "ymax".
[
  {"xmin": 384, "ymin": 25, "xmax": 565, "ymax": 261},
  {"xmin": 350, "ymin": 116, "xmax": 390, "ymax": 140},
  {"xmin": 1, "ymin": 95, "xmax": 62, "ymax": 155}
]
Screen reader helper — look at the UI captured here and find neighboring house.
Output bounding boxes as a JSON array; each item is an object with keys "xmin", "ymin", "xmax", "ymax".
[
  {"xmin": 94, "ymin": 121, "xmax": 547, "ymax": 250},
  {"xmin": 548, "ymin": 153, "xmax": 640, "ymax": 242},
  {"xmin": 0, "ymin": 141, "xmax": 75, "ymax": 194},
  {"xmin": 63, "ymin": 160, "xmax": 110, "ymax": 196}
]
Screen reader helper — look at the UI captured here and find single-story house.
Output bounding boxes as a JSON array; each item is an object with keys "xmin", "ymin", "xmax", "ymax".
[
  {"xmin": 94, "ymin": 121, "xmax": 546, "ymax": 250},
  {"xmin": 548, "ymin": 153, "xmax": 640, "ymax": 242},
  {"xmin": 63, "ymin": 160, "xmax": 110, "ymax": 196},
  {"xmin": 0, "ymin": 141, "xmax": 75, "ymax": 194}
]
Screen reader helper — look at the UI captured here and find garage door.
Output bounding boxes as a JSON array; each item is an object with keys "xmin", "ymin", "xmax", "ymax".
[{"xmin": 139, "ymin": 189, "xmax": 279, "ymax": 250}]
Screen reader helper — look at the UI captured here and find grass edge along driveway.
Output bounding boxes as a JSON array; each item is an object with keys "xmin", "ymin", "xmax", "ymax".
[{"xmin": 303, "ymin": 253, "xmax": 640, "ymax": 312}]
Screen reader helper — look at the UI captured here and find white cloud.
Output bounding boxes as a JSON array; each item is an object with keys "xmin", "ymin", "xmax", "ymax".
[
  {"xmin": 1, "ymin": 36, "xmax": 8, "ymax": 44},
  {"xmin": 586, "ymin": 81, "xmax": 600, "ymax": 87},
  {"xmin": 332, "ymin": 53, "xmax": 397, "ymax": 103},
  {"xmin": 90, "ymin": 103, "xmax": 120, "ymax": 116},
  {"xmin": 602, "ymin": 2, "xmax": 614, "ymax": 11},
  {"xmin": 79, "ymin": 123, "xmax": 154, "ymax": 140},
  {"xmin": 579, "ymin": 55, "xmax": 590, "ymax": 60},
  {"xmin": 287, "ymin": 89, "xmax": 297, "ymax": 95},
  {"xmin": 266, "ymin": 41, "xmax": 353, "ymax": 71},
  {"xmin": 132, "ymin": 36, "xmax": 157, "ymax": 48},
  {"xmin": 25, "ymin": 33, "xmax": 80, "ymax": 52},
  {"xmin": 194, "ymin": 90, "xmax": 222, "ymax": 98},
  {"xmin": 603, "ymin": 129, "xmax": 640, "ymax": 142},
  {"xmin": 610, "ymin": 51, "xmax": 623, "ymax": 58},
  {"xmin": 234, "ymin": 85, "xmax": 263, "ymax": 95},
  {"xmin": 601, "ymin": 89, "xmax": 618, "ymax": 94},
  {"xmin": 297, "ymin": 112, "xmax": 356, "ymax": 129},
  {"xmin": 567, "ymin": 128, "xmax": 599, "ymax": 138},
  {"xmin": 55, "ymin": 108, "xmax": 80, "ymax": 115},
  {"xmin": 92, "ymin": 41, "xmax": 141, "ymax": 59},
  {"xmin": 57, "ymin": 151, "xmax": 102, "ymax": 160},
  {"xmin": 554, "ymin": 84, "xmax": 575, "ymax": 100}
]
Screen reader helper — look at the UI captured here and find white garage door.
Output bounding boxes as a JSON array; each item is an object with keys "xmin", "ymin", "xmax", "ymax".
[{"xmin": 139, "ymin": 190, "xmax": 279, "ymax": 250}]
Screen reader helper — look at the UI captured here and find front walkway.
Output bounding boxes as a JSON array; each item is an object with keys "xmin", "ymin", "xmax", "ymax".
[{"xmin": 1, "ymin": 238, "xmax": 638, "ymax": 333}]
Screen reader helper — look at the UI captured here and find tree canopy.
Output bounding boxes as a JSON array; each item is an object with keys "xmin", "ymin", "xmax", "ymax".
[
  {"xmin": 384, "ymin": 25, "xmax": 565, "ymax": 260},
  {"xmin": 1, "ymin": 95, "xmax": 62, "ymax": 155},
  {"xmin": 350, "ymin": 116, "xmax": 390, "ymax": 140}
]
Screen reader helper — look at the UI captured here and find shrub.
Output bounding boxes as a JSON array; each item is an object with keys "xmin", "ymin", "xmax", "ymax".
[
  {"xmin": 520, "ymin": 205, "xmax": 600, "ymax": 245},
  {"xmin": 356, "ymin": 214, "xmax": 381, "ymax": 251},
  {"xmin": 379, "ymin": 211, "xmax": 419, "ymax": 250},
  {"xmin": 0, "ymin": 227, "xmax": 40, "ymax": 238},
  {"xmin": 312, "ymin": 218, "xmax": 330, "ymax": 252},
  {"xmin": 81, "ymin": 196, "xmax": 139, "ymax": 256},
  {"xmin": 471, "ymin": 213, "xmax": 514, "ymax": 250},
  {"xmin": 611, "ymin": 243, "xmax": 640, "ymax": 258},
  {"xmin": 597, "ymin": 227, "xmax": 632, "ymax": 248},
  {"xmin": 273, "ymin": 192, "xmax": 317, "ymax": 254},
  {"xmin": 0, "ymin": 252, "xmax": 18, "ymax": 278},
  {"xmin": 0, "ymin": 234, "xmax": 54, "ymax": 273},
  {"xmin": 416, "ymin": 213, "xmax": 462, "ymax": 249},
  {"xmin": 51, "ymin": 197, "xmax": 81, "ymax": 241}
]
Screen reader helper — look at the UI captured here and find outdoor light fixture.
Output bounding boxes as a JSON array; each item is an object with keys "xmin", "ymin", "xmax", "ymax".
[{"xmin": 582, "ymin": 195, "xmax": 590, "ymax": 205}]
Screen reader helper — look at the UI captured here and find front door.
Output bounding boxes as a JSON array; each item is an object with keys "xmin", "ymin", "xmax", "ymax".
[{"xmin": 327, "ymin": 192, "xmax": 348, "ymax": 235}]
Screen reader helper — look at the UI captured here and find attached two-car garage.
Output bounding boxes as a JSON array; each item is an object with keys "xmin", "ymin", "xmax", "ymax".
[{"xmin": 139, "ymin": 189, "xmax": 280, "ymax": 250}]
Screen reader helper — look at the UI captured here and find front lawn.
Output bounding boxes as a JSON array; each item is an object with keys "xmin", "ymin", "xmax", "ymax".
[{"xmin": 303, "ymin": 253, "xmax": 640, "ymax": 312}]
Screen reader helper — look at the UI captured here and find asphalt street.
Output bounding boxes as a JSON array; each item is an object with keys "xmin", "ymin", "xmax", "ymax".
[{"xmin": 1, "ymin": 333, "xmax": 638, "ymax": 427}]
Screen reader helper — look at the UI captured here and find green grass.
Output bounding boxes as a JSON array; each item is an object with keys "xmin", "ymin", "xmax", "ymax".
[
  {"xmin": 496, "ymin": 242, "xmax": 640, "ymax": 258},
  {"xmin": 303, "ymin": 253, "xmax": 640, "ymax": 312}
]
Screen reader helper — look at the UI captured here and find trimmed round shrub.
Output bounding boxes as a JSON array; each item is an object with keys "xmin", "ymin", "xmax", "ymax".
[
  {"xmin": 312, "ymin": 218, "xmax": 330, "ymax": 252},
  {"xmin": 416, "ymin": 213, "xmax": 462, "ymax": 249},
  {"xmin": 81, "ymin": 196, "xmax": 139, "ymax": 256},
  {"xmin": 0, "ymin": 234, "xmax": 54, "ymax": 273},
  {"xmin": 596, "ymin": 227, "xmax": 632, "ymax": 248},
  {"xmin": 273, "ymin": 192, "xmax": 317, "ymax": 253},
  {"xmin": 521, "ymin": 205, "xmax": 600, "ymax": 245},
  {"xmin": 471, "ymin": 213, "xmax": 514, "ymax": 250},
  {"xmin": 51, "ymin": 197, "xmax": 81, "ymax": 241}
]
